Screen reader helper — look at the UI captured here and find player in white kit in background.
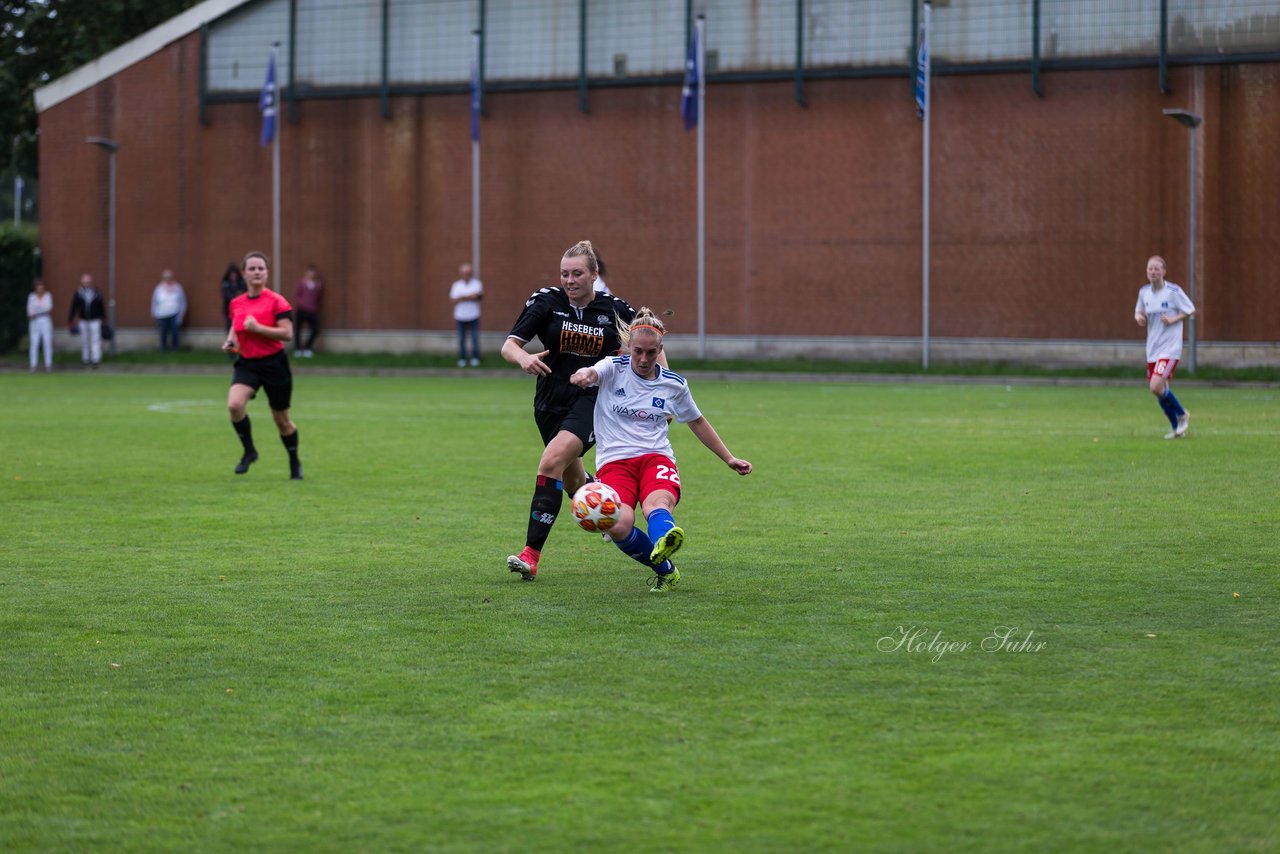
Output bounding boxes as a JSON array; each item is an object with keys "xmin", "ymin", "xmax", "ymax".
[
  {"xmin": 570, "ymin": 307, "xmax": 752, "ymax": 592},
  {"xmin": 1134, "ymin": 255, "xmax": 1195, "ymax": 439}
]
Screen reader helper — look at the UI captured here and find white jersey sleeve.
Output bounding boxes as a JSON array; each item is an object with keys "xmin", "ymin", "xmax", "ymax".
[
  {"xmin": 666, "ymin": 371, "xmax": 701, "ymax": 424},
  {"xmin": 1173, "ymin": 285, "xmax": 1196, "ymax": 316},
  {"xmin": 592, "ymin": 355, "xmax": 617, "ymax": 388}
]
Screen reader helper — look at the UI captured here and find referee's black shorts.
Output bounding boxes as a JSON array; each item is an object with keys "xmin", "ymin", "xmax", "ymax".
[
  {"xmin": 535, "ymin": 393, "xmax": 595, "ymax": 456},
  {"xmin": 232, "ymin": 350, "xmax": 293, "ymax": 411}
]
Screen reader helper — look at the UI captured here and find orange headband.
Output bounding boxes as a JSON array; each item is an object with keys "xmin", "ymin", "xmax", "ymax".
[{"xmin": 631, "ymin": 324, "xmax": 663, "ymax": 335}]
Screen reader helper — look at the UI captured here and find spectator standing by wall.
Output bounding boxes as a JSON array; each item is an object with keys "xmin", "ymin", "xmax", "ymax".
[
  {"xmin": 151, "ymin": 269, "xmax": 187, "ymax": 351},
  {"xmin": 27, "ymin": 278, "xmax": 54, "ymax": 372},
  {"xmin": 220, "ymin": 262, "xmax": 247, "ymax": 332},
  {"xmin": 450, "ymin": 262, "xmax": 483, "ymax": 367},
  {"xmin": 67, "ymin": 273, "xmax": 105, "ymax": 368},
  {"xmin": 293, "ymin": 264, "xmax": 323, "ymax": 357},
  {"xmin": 593, "ymin": 253, "xmax": 612, "ymax": 296}
]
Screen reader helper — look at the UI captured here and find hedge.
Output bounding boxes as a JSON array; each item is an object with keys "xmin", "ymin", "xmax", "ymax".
[{"xmin": 0, "ymin": 224, "xmax": 40, "ymax": 354}]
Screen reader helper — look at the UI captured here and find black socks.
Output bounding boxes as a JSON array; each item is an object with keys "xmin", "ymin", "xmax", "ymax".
[
  {"xmin": 233, "ymin": 415, "xmax": 255, "ymax": 453},
  {"xmin": 525, "ymin": 475, "xmax": 563, "ymax": 552}
]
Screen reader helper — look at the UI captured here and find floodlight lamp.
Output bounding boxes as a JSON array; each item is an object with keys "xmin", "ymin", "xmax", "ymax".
[{"xmin": 1162, "ymin": 109, "xmax": 1203, "ymax": 129}]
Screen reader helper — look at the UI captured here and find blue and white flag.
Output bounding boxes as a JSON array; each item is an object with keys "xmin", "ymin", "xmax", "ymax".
[
  {"xmin": 259, "ymin": 51, "xmax": 278, "ymax": 146},
  {"xmin": 470, "ymin": 47, "xmax": 481, "ymax": 142},
  {"xmin": 914, "ymin": 8, "xmax": 929, "ymax": 121},
  {"xmin": 680, "ymin": 23, "xmax": 700, "ymax": 130}
]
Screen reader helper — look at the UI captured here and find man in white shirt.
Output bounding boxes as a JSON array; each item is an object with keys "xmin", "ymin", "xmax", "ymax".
[
  {"xmin": 1134, "ymin": 255, "xmax": 1195, "ymax": 439},
  {"xmin": 450, "ymin": 263, "xmax": 483, "ymax": 367},
  {"xmin": 151, "ymin": 269, "xmax": 188, "ymax": 352}
]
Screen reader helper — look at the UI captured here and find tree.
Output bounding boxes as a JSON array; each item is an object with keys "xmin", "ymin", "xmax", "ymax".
[
  {"xmin": 1, "ymin": 0, "xmax": 201, "ymax": 177},
  {"xmin": 0, "ymin": 222, "xmax": 38, "ymax": 353}
]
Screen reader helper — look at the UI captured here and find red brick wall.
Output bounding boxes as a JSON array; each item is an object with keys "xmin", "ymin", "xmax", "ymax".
[{"xmin": 38, "ymin": 33, "xmax": 1280, "ymax": 342}]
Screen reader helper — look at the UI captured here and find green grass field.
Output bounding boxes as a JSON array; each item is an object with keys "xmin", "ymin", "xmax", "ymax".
[{"xmin": 2, "ymin": 370, "xmax": 1277, "ymax": 852}]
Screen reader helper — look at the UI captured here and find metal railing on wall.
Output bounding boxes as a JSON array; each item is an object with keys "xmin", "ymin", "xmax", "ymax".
[{"xmin": 199, "ymin": 0, "xmax": 1280, "ymax": 120}]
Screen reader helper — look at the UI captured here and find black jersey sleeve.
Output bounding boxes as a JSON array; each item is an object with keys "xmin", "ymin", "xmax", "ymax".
[
  {"xmin": 606, "ymin": 294, "xmax": 636, "ymax": 322},
  {"xmin": 605, "ymin": 295, "xmax": 636, "ymax": 355},
  {"xmin": 508, "ymin": 289, "xmax": 555, "ymax": 344}
]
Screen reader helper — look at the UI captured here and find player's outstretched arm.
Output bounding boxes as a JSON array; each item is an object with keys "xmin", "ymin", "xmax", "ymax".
[
  {"xmin": 687, "ymin": 416, "xmax": 752, "ymax": 475},
  {"xmin": 501, "ymin": 337, "xmax": 552, "ymax": 376},
  {"xmin": 570, "ymin": 367, "xmax": 599, "ymax": 389}
]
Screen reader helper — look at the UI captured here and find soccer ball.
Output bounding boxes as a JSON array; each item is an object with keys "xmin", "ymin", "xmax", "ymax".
[{"xmin": 571, "ymin": 481, "xmax": 622, "ymax": 533}]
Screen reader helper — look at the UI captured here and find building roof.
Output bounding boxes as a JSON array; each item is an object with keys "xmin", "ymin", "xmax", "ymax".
[{"xmin": 34, "ymin": 0, "xmax": 254, "ymax": 113}]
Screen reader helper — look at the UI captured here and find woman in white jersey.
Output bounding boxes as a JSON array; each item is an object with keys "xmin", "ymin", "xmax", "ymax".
[
  {"xmin": 569, "ymin": 308, "xmax": 752, "ymax": 592},
  {"xmin": 592, "ymin": 253, "xmax": 611, "ymax": 296},
  {"xmin": 1134, "ymin": 255, "xmax": 1195, "ymax": 439},
  {"xmin": 27, "ymin": 278, "xmax": 54, "ymax": 372}
]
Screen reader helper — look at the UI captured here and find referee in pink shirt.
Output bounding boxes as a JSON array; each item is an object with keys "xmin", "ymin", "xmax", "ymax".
[{"xmin": 222, "ymin": 251, "xmax": 304, "ymax": 479}]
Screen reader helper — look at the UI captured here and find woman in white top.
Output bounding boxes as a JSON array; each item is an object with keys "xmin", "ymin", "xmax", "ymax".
[
  {"xmin": 569, "ymin": 307, "xmax": 752, "ymax": 592},
  {"xmin": 592, "ymin": 253, "xmax": 612, "ymax": 296},
  {"xmin": 1134, "ymin": 255, "xmax": 1195, "ymax": 439},
  {"xmin": 27, "ymin": 278, "xmax": 53, "ymax": 372},
  {"xmin": 151, "ymin": 269, "xmax": 188, "ymax": 352}
]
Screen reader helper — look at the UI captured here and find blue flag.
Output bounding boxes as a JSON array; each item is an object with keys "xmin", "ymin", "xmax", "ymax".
[
  {"xmin": 914, "ymin": 11, "xmax": 928, "ymax": 120},
  {"xmin": 680, "ymin": 24, "xmax": 700, "ymax": 130},
  {"xmin": 259, "ymin": 52, "xmax": 277, "ymax": 146},
  {"xmin": 470, "ymin": 49, "xmax": 481, "ymax": 142}
]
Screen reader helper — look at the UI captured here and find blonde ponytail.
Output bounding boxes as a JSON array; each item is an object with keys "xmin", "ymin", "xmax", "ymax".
[{"xmin": 618, "ymin": 306, "xmax": 669, "ymax": 348}]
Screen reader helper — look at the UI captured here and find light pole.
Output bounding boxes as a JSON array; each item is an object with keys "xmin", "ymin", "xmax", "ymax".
[
  {"xmin": 1162, "ymin": 108, "xmax": 1202, "ymax": 374},
  {"xmin": 86, "ymin": 136, "xmax": 119, "ymax": 356}
]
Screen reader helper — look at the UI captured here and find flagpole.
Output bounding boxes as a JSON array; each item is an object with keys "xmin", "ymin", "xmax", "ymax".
[
  {"xmin": 271, "ymin": 42, "xmax": 281, "ymax": 280},
  {"xmin": 695, "ymin": 14, "xmax": 706, "ymax": 360},
  {"xmin": 919, "ymin": 3, "xmax": 931, "ymax": 370},
  {"xmin": 471, "ymin": 30, "xmax": 482, "ymax": 277},
  {"xmin": 10, "ymin": 137, "xmax": 18, "ymax": 225}
]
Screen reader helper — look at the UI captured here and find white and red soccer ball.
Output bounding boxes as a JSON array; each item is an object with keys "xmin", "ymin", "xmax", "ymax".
[{"xmin": 571, "ymin": 482, "xmax": 621, "ymax": 533}]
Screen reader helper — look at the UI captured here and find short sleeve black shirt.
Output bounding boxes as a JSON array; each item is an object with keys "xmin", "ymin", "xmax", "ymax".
[{"xmin": 508, "ymin": 287, "xmax": 636, "ymax": 414}]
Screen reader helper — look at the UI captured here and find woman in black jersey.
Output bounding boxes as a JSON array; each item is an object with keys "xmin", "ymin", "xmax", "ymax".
[{"xmin": 500, "ymin": 240, "xmax": 664, "ymax": 581}]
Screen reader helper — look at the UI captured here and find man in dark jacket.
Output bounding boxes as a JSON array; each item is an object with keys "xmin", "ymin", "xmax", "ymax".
[{"xmin": 67, "ymin": 273, "xmax": 107, "ymax": 366}]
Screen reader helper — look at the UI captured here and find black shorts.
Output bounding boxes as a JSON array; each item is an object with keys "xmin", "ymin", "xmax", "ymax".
[
  {"xmin": 534, "ymin": 394, "xmax": 595, "ymax": 455},
  {"xmin": 232, "ymin": 350, "xmax": 293, "ymax": 411}
]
